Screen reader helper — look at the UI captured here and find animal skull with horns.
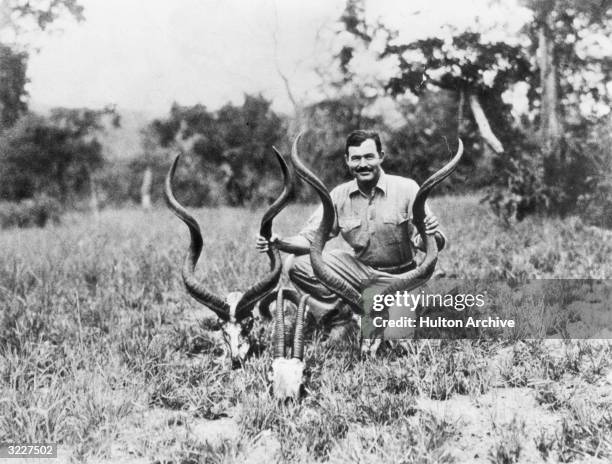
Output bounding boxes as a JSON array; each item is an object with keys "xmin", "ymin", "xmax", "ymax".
[
  {"xmin": 289, "ymin": 132, "xmax": 464, "ymax": 355},
  {"xmin": 164, "ymin": 147, "xmax": 294, "ymax": 367},
  {"xmin": 268, "ymin": 287, "xmax": 309, "ymax": 400}
]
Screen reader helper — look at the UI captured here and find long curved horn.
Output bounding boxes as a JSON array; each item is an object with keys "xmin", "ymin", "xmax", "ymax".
[
  {"xmin": 234, "ymin": 147, "xmax": 295, "ymax": 320},
  {"xmin": 257, "ymin": 287, "xmax": 302, "ymax": 318},
  {"xmin": 273, "ymin": 288, "xmax": 286, "ymax": 358},
  {"xmin": 290, "ymin": 132, "xmax": 364, "ymax": 313},
  {"xmin": 292, "ymin": 295, "xmax": 309, "ymax": 360},
  {"xmin": 165, "ymin": 154, "xmax": 230, "ymax": 320},
  {"xmin": 379, "ymin": 139, "xmax": 464, "ymax": 295}
]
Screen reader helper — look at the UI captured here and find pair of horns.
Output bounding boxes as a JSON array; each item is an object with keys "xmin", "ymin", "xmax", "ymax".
[
  {"xmin": 273, "ymin": 288, "xmax": 308, "ymax": 360},
  {"xmin": 290, "ymin": 132, "xmax": 464, "ymax": 311},
  {"xmin": 164, "ymin": 147, "xmax": 294, "ymax": 322}
]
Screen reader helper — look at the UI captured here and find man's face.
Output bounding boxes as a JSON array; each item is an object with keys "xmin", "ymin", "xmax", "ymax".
[{"xmin": 345, "ymin": 139, "xmax": 384, "ymax": 185}]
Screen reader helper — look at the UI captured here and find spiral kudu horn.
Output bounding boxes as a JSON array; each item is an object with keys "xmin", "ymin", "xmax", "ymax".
[
  {"xmin": 292, "ymin": 295, "xmax": 308, "ymax": 360},
  {"xmin": 165, "ymin": 154, "xmax": 231, "ymax": 321},
  {"xmin": 270, "ymin": 288, "xmax": 309, "ymax": 400},
  {"xmin": 273, "ymin": 288, "xmax": 286, "ymax": 358},
  {"xmin": 289, "ymin": 132, "xmax": 364, "ymax": 313},
  {"xmin": 272, "ymin": 288, "xmax": 308, "ymax": 359},
  {"xmin": 165, "ymin": 147, "xmax": 294, "ymax": 322},
  {"xmin": 234, "ymin": 147, "xmax": 295, "ymax": 320},
  {"xmin": 378, "ymin": 139, "xmax": 463, "ymax": 296}
]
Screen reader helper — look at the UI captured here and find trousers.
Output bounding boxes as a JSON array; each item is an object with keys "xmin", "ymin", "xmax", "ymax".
[{"xmin": 286, "ymin": 249, "xmax": 415, "ymax": 322}]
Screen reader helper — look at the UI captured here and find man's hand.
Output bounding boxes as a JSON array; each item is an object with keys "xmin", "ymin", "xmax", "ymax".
[
  {"xmin": 255, "ymin": 234, "xmax": 279, "ymax": 253},
  {"xmin": 424, "ymin": 214, "xmax": 440, "ymax": 235}
]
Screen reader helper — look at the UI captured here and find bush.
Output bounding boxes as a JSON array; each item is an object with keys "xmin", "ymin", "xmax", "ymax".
[
  {"xmin": 575, "ymin": 122, "xmax": 612, "ymax": 229},
  {"xmin": 484, "ymin": 120, "xmax": 612, "ymax": 227},
  {"xmin": 578, "ymin": 179, "xmax": 612, "ymax": 229},
  {"xmin": 483, "ymin": 146, "xmax": 551, "ymax": 223},
  {"xmin": 151, "ymin": 95, "xmax": 287, "ymax": 207},
  {"xmin": 0, "ymin": 111, "xmax": 108, "ymax": 205},
  {"xmin": 0, "ymin": 195, "xmax": 62, "ymax": 229}
]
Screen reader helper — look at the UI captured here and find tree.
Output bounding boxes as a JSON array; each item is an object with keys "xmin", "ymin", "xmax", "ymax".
[
  {"xmin": 0, "ymin": 0, "xmax": 84, "ymax": 128},
  {"xmin": 0, "ymin": 45, "xmax": 28, "ymax": 127},
  {"xmin": 2, "ymin": 0, "xmax": 84, "ymax": 36},
  {"xmin": 0, "ymin": 107, "xmax": 115, "ymax": 204},
  {"xmin": 150, "ymin": 95, "xmax": 287, "ymax": 207},
  {"xmin": 522, "ymin": 0, "xmax": 612, "ymax": 145},
  {"xmin": 516, "ymin": 0, "xmax": 612, "ymax": 216},
  {"xmin": 338, "ymin": 1, "xmax": 533, "ymax": 160}
]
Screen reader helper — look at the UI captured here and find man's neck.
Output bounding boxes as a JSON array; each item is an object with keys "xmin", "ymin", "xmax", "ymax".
[{"xmin": 356, "ymin": 174, "xmax": 380, "ymax": 197}]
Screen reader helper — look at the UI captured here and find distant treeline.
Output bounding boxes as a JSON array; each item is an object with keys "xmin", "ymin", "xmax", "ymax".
[
  {"xmin": 0, "ymin": 92, "xmax": 610, "ymax": 228},
  {"xmin": 0, "ymin": 93, "xmax": 480, "ymax": 210}
]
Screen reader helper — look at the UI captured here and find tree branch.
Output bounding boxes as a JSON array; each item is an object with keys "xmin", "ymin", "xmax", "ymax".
[{"xmin": 468, "ymin": 93, "xmax": 504, "ymax": 154}]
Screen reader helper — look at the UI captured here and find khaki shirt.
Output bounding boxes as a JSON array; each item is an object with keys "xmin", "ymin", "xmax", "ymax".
[{"xmin": 299, "ymin": 170, "xmax": 444, "ymax": 268}]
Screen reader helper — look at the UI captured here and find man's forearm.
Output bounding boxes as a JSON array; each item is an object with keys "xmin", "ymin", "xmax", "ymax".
[{"xmin": 276, "ymin": 235, "xmax": 311, "ymax": 256}]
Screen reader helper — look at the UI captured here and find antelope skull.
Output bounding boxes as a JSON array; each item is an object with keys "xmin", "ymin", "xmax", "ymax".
[
  {"xmin": 269, "ymin": 288, "xmax": 308, "ymax": 401},
  {"xmin": 165, "ymin": 147, "xmax": 294, "ymax": 367}
]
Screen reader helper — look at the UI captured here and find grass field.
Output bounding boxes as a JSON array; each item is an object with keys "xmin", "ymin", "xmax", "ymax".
[{"xmin": 1, "ymin": 195, "xmax": 611, "ymax": 463}]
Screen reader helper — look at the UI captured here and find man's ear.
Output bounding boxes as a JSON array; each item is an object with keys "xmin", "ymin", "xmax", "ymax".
[{"xmin": 379, "ymin": 150, "xmax": 385, "ymax": 162}]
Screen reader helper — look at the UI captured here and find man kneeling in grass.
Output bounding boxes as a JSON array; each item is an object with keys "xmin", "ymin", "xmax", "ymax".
[{"xmin": 256, "ymin": 130, "xmax": 446, "ymax": 330}]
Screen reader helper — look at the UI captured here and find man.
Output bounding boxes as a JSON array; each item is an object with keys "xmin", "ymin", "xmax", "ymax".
[{"xmin": 256, "ymin": 130, "xmax": 446, "ymax": 323}]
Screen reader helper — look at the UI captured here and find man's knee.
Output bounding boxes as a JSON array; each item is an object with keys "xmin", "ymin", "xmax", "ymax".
[{"xmin": 286, "ymin": 254, "xmax": 312, "ymax": 284}]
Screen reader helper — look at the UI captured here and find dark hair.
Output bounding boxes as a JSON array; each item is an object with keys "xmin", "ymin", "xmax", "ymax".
[{"xmin": 345, "ymin": 130, "xmax": 382, "ymax": 155}]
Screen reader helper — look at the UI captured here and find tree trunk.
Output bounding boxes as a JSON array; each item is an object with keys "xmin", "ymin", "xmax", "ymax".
[
  {"xmin": 537, "ymin": 9, "xmax": 562, "ymax": 154},
  {"xmin": 468, "ymin": 92, "xmax": 504, "ymax": 154},
  {"xmin": 141, "ymin": 166, "xmax": 152, "ymax": 210},
  {"xmin": 89, "ymin": 174, "xmax": 100, "ymax": 219}
]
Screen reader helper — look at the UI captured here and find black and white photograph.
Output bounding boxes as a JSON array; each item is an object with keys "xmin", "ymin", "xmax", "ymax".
[{"xmin": 1, "ymin": 0, "xmax": 611, "ymax": 462}]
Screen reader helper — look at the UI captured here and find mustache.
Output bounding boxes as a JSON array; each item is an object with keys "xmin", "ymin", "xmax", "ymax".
[{"xmin": 356, "ymin": 167, "xmax": 373, "ymax": 173}]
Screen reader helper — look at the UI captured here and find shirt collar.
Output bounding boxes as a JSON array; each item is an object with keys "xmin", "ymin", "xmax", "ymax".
[{"xmin": 349, "ymin": 169, "xmax": 387, "ymax": 197}]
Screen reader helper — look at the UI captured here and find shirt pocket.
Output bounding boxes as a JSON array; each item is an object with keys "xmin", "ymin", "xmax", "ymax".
[
  {"xmin": 380, "ymin": 212, "xmax": 411, "ymax": 244},
  {"xmin": 339, "ymin": 216, "xmax": 364, "ymax": 247}
]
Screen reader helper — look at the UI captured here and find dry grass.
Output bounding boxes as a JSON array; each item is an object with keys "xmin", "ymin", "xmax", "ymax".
[{"xmin": 0, "ymin": 195, "xmax": 611, "ymax": 463}]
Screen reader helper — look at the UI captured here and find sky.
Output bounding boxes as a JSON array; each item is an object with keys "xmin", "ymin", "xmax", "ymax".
[{"xmin": 24, "ymin": 0, "xmax": 533, "ymax": 117}]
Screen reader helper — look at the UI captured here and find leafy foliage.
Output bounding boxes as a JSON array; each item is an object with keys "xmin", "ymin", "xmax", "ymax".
[
  {"xmin": 0, "ymin": 194, "xmax": 62, "ymax": 229},
  {"xmin": 150, "ymin": 95, "xmax": 287, "ymax": 207},
  {"xmin": 1, "ymin": 0, "xmax": 85, "ymax": 130},
  {"xmin": 6, "ymin": 0, "xmax": 84, "ymax": 32},
  {"xmin": 521, "ymin": 0, "xmax": 612, "ymax": 118},
  {"xmin": 574, "ymin": 120, "xmax": 612, "ymax": 228},
  {"xmin": 0, "ymin": 108, "xmax": 115, "ymax": 205},
  {"xmin": 0, "ymin": 45, "xmax": 28, "ymax": 128},
  {"xmin": 385, "ymin": 91, "xmax": 483, "ymax": 192},
  {"xmin": 382, "ymin": 33, "xmax": 532, "ymax": 98}
]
